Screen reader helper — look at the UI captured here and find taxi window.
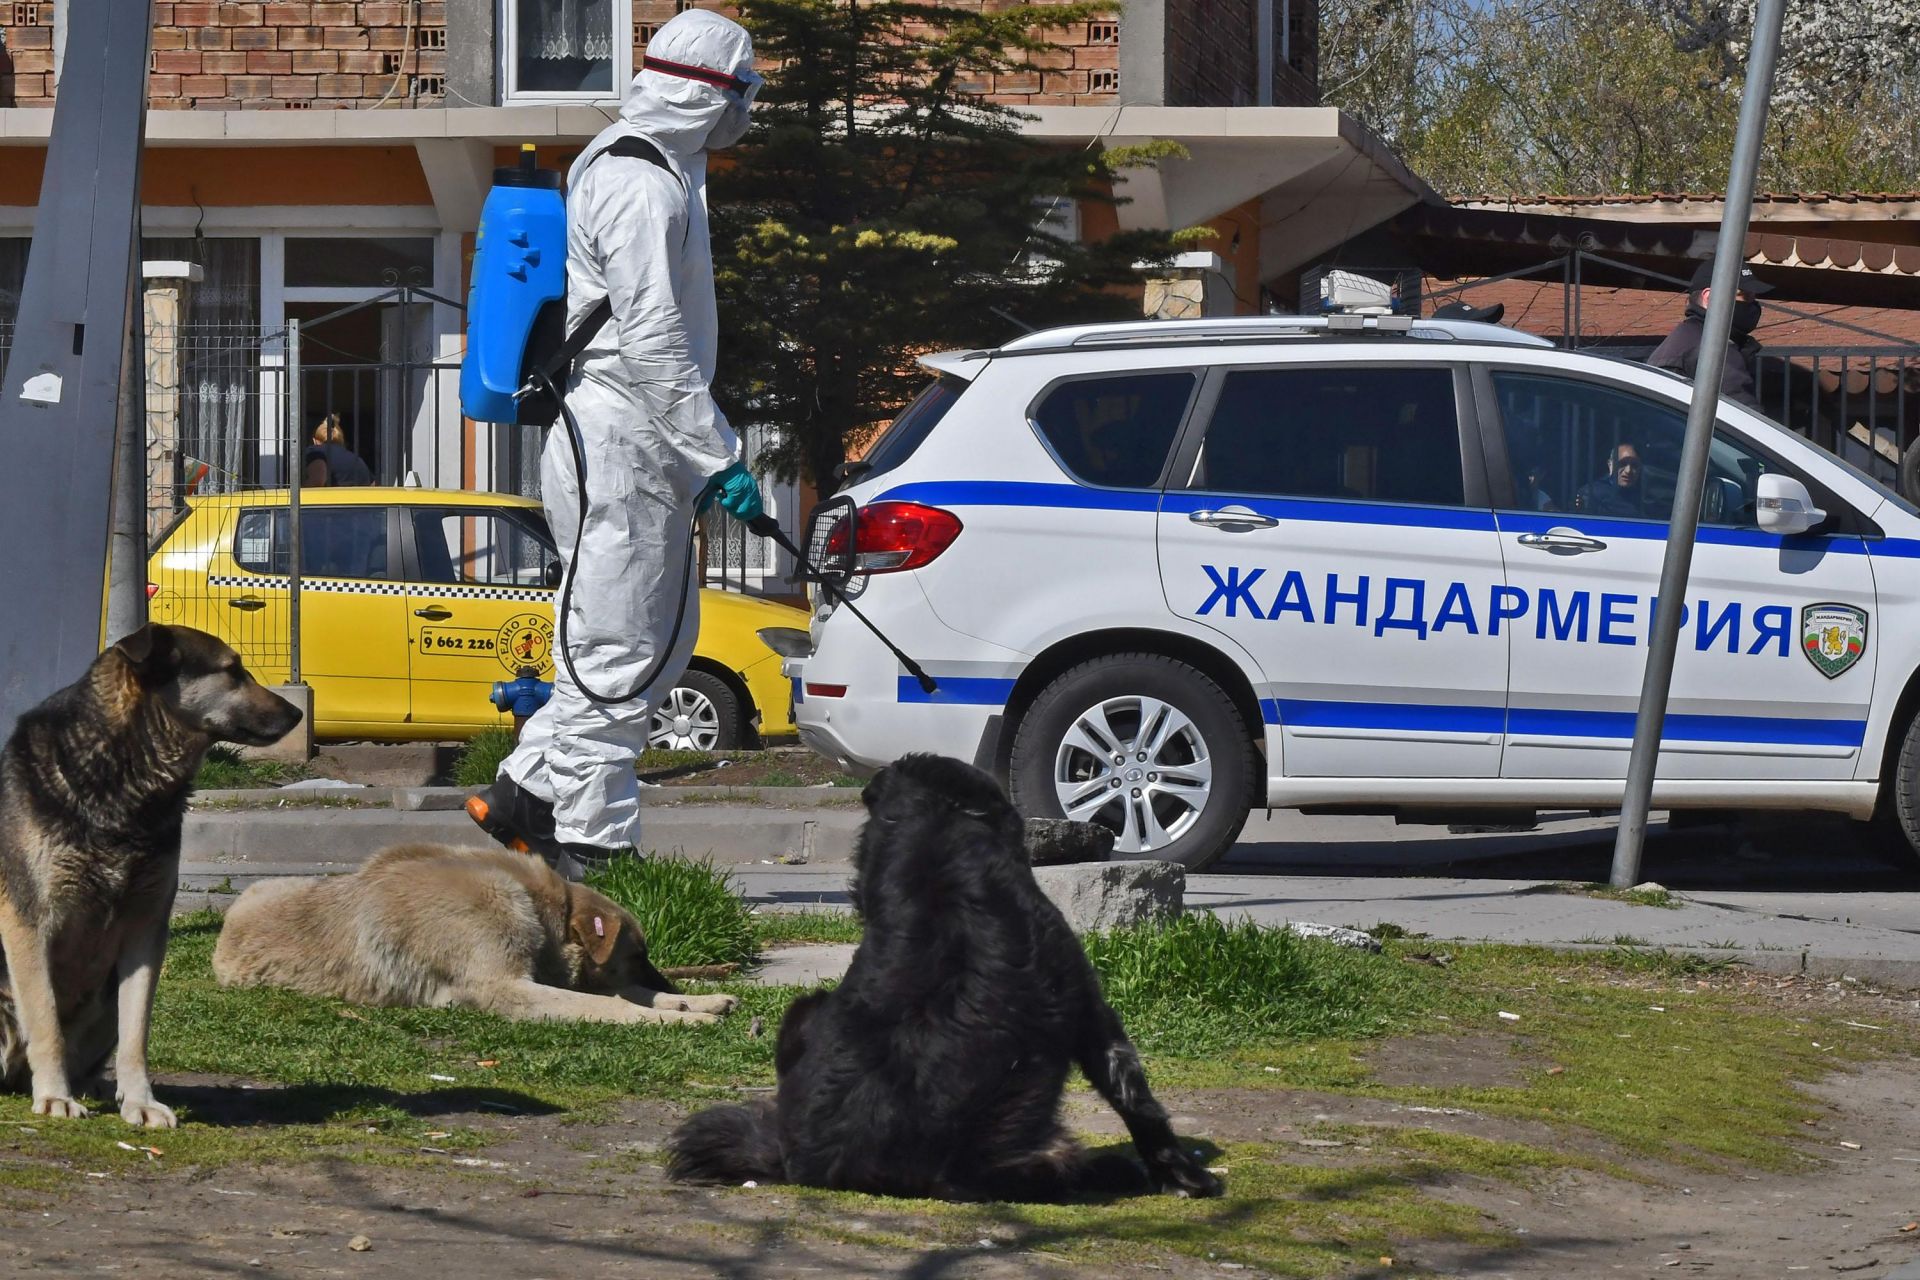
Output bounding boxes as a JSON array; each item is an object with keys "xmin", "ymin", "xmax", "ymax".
[
  {"xmin": 1031, "ymin": 371, "xmax": 1197, "ymax": 490},
  {"xmin": 411, "ymin": 510, "xmax": 559, "ymax": 588},
  {"xmin": 233, "ymin": 507, "xmax": 389, "ymax": 579},
  {"xmin": 1495, "ymin": 372, "xmax": 1775, "ymax": 528},
  {"xmin": 1195, "ymin": 366, "xmax": 1465, "ymax": 506}
]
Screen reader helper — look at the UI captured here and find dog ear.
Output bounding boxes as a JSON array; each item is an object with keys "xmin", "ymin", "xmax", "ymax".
[
  {"xmin": 569, "ymin": 902, "xmax": 623, "ymax": 968},
  {"xmin": 860, "ymin": 765, "xmax": 893, "ymax": 814},
  {"xmin": 113, "ymin": 624, "xmax": 174, "ymax": 677}
]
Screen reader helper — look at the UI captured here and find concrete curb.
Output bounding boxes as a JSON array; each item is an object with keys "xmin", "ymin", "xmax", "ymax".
[
  {"xmin": 191, "ymin": 784, "xmax": 866, "ymax": 812},
  {"xmin": 182, "ymin": 804, "xmax": 863, "ymax": 865}
]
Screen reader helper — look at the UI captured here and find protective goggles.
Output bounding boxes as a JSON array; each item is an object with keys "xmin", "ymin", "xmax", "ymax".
[{"xmin": 642, "ymin": 54, "xmax": 764, "ymax": 104}]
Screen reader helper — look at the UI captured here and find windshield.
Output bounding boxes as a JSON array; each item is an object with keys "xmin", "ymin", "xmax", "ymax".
[
  {"xmin": 1736, "ymin": 402, "xmax": 1920, "ymax": 520},
  {"xmin": 845, "ymin": 377, "xmax": 966, "ymax": 485},
  {"xmin": 1631, "ymin": 357, "xmax": 1920, "ymax": 520}
]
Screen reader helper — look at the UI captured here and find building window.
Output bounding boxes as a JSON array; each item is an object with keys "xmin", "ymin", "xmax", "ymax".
[
  {"xmin": 284, "ymin": 237, "xmax": 435, "ymax": 289},
  {"xmin": 501, "ymin": 0, "xmax": 631, "ymax": 102}
]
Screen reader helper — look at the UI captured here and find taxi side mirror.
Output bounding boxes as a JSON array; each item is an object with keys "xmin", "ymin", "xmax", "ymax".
[
  {"xmin": 545, "ymin": 561, "xmax": 563, "ymax": 588},
  {"xmin": 1756, "ymin": 473, "xmax": 1826, "ymax": 535}
]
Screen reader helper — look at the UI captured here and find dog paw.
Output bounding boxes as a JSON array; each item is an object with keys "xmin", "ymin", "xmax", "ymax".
[
  {"xmin": 32, "ymin": 1094, "xmax": 88, "ymax": 1120},
  {"xmin": 687, "ymin": 994, "xmax": 739, "ymax": 1015},
  {"xmin": 1155, "ymin": 1161, "xmax": 1225, "ymax": 1199},
  {"xmin": 664, "ymin": 1009, "xmax": 724, "ymax": 1026},
  {"xmin": 119, "ymin": 1098, "xmax": 177, "ymax": 1130}
]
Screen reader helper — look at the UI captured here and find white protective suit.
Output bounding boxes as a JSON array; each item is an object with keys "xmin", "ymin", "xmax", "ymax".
[{"xmin": 500, "ymin": 9, "xmax": 757, "ymax": 851}]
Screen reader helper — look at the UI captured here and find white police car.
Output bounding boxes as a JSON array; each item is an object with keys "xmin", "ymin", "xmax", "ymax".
[{"xmin": 787, "ymin": 313, "xmax": 1920, "ymax": 870}]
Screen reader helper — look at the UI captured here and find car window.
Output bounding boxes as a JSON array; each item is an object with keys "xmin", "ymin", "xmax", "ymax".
[
  {"xmin": 1031, "ymin": 371, "xmax": 1197, "ymax": 490},
  {"xmin": 1194, "ymin": 366, "xmax": 1466, "ymax": 507},
  {"xmin": 232, "ymin": 507, "xmax": 389, "ymax": 579},
  {"xmin": 854, "ymin": 377, "xmax": 967, "ymax": 485},
  {"xmin": 412, "ymin": 510, "xmax": 559, "ymax": 588},
  {"xmin": 1494, "ymin": 372, "xmax": 1778, "ymax": 528}
]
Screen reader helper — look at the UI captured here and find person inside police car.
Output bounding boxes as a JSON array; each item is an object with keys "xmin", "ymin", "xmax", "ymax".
[{"xmin": 1574, "ymin": 441, "xmax": 1647, "ymax": 517}]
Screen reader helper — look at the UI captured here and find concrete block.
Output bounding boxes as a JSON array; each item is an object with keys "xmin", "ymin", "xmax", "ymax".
[
  {"xmin": 1024, "ymin": 817, "xmax": 1114, "ymax": 865},
  {"xmin": 1033, "ymin": 859, "xmax": 1183, "ymax": 932},
  {"xmin": 239, "ymin": 683, "xmax": 312, "ymax": 764}
]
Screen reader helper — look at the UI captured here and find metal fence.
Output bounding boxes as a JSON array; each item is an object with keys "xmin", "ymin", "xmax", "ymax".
[{"xmin": 4, "ymin": 292, "xmax": 807, "ymax": 700}]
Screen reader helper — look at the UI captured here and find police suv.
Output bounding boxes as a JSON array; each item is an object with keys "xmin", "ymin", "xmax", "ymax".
[{"xmin": 786, "ymin": 313, "xmax": 1920, "ymax": 870}]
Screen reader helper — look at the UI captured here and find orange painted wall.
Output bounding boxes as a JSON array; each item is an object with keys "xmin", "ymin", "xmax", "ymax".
[{"xmin": 0, "ymin": 145, "xmax": 431, "ymax": 207}]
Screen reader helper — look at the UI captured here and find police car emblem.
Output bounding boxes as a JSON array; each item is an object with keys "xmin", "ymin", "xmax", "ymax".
[{"xmin": 1800, "ymin": 604, "xmax": 1867, "ymax": 680}]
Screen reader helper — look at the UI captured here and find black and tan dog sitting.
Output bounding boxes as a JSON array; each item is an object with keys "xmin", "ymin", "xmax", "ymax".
[
  {"xmin": 0, "ymin": 625, "xmax": 302, "ymax": 1127},
  {"xmin": 667, "ymin": 753, "xmax": 1223, "ymax": 1202}
]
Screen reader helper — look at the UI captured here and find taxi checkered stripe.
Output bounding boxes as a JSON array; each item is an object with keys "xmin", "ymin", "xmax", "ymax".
[{"xmin": 207, "ymin": 575, "xmax": 551, "ymax": 602}]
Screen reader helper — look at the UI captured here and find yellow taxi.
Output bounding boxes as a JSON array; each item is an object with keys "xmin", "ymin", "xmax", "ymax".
[{"xmin": 147, "ymin": 487, "xmax": 809, "ymax": 747}]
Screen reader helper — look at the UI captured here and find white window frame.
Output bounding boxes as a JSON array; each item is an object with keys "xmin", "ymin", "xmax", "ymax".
[{"xmin": 497, "ymin": 0, "xmax": 633, "ymax": 106}]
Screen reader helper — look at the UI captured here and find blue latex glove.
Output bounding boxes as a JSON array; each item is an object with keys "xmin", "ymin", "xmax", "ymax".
[{"xmin": 703, "ymin": 459, "xmax": 764, "ymax": 522}]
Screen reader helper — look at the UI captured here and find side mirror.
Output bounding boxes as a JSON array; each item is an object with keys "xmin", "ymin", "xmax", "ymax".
[
  {"xmin": 1756, "ymin": 472, "xmax": 1826, "ymax": 535},
  {"xmin": 545, "ymin": 561, "xmax": 564, "ymax": 588}
]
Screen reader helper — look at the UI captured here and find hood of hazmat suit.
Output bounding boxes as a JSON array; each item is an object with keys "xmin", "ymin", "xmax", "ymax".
[{"xmin": 499, "ymin": 8, "xmax": 759, "ymax": 853}]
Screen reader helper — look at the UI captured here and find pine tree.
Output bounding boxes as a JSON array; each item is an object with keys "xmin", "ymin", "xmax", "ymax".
[{"xmin": 710, "ymin": 0, "xmax": 1194, "ymax": 493}]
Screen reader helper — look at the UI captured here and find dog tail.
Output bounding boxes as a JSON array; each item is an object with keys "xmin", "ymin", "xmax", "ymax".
[{"xmin": 666, "ymin": 1102, "xmax": 784, "ymax": 1185}]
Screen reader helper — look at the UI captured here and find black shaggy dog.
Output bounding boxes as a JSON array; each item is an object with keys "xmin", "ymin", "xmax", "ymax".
[{"xmin": 667, "ymin": 753, "xmax": 1223, "ymax": 1202}]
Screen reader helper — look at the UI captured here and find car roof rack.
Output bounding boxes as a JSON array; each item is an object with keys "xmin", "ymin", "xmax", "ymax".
[{"xmin": 994, "ymin": 315, "xmax": 1553, "ymax": 354}]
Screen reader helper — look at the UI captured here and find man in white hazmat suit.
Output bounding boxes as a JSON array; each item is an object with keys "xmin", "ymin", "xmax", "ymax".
[{"xmin": 467, "ymin": 8, "xmax": 765, "ymax": 879}]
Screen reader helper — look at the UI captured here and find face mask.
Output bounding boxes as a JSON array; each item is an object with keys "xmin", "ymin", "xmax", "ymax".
[{"xmin": 1731, "ymin": 299, "xmax": 1762, "ymax": 336}]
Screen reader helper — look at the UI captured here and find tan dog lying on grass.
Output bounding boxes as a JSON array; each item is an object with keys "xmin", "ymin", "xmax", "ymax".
[{"xmin": 213, "ymin": 844, "xmax": 737, "ymax": 1025}]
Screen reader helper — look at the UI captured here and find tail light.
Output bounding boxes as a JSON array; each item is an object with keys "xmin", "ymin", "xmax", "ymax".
[
  {"xmin": 822, "ymin": 502, "xmax": 962, "ymax": 574},
  {"xmin": 145, "ymin": 583, "xmax": 158, "ymax": 600}
]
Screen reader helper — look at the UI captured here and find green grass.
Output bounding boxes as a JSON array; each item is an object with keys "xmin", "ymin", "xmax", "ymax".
[
  {"xmin": 753, "ymin": 909, "xmax": 863, "ymax": 946},
  {"xmin": 585, "ymin": 854, "xmax": 758, "ymax": 969},
  {"xmin": 1, "ymin": 907, "xmax": 1910, "ymax": 1277},
  {"xmin": 1084, "ymin": 914, "xmax": 1439, "ymax": 1055},
  {"xmin": 1558, "ymin": 882, "xmax": 1680, "ymax": 909},
  {"xmin": 449, "ymin": 725, "xmax": 516, "ymax": 789},
  {"xmin": 192, "ymin": 745, "xmax": 308, "ymax": 790}
]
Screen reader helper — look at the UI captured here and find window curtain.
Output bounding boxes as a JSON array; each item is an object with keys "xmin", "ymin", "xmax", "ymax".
[
  {"xmin": 517, "ymin": 0, "xmax": 613, "ymax": 91},
  {"xmin": 143, "ymin": 236, "xmax": 261, "ymax": 495}
]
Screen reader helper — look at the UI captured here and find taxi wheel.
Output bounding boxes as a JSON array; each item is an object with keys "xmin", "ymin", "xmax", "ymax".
[
  {"xmin": 649, "ymin": 670, "xmax": 742, "ymax": 753},
  {"xmin": 1008, "ymin": 654, "xmax": 1255, "ymax": 872}
]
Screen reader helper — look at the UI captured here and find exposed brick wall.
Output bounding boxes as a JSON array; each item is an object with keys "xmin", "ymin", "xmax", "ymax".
[
  {"xmin": 1167, "ymin": 0, "xmax": 1257, "ymax": 107},
  {"xmin": 0, "ymin": 1, "xmax": 448, "ymax": 109},
  {"xmin": 631, "ymin": 0, "xmax": 1119, "ymax": 109}
]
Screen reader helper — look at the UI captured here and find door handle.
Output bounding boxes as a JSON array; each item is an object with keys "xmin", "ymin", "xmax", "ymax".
[
  {"xmin": 414, "ymin": 606, "xmax": 453, "ymax": 621},
  {"xmin": 1516, "ymin": 528, "xmax": 1608, "ymax": 555},
  {"xmin": 228, "ymin": 596, "xmax": 266, "ymax": 612},
  {"xmin": 1188, "ymin": 508, "xmax": 1280, "ymax": 530}
]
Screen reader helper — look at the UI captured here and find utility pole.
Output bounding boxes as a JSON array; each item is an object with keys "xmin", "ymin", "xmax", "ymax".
[
  {"xmin": 1611, "ymin": 0, "xmax": 1789, "ymax": 888},
  {"xmin": 0, "ymin": 0, "xmax": 153, "ymax": 739}
]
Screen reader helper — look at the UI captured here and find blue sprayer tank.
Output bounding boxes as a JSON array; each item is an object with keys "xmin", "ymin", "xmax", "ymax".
[{"xmin": 461, "ymin": 145, "xmax": 568, "ymax": 426}]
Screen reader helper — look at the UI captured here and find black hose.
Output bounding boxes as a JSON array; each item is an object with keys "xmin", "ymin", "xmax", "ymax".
[
  {"xmin": 534, "ymin": 369, "xmax": 714, "ymax": 707},
  {"xmin": 529, "ymin": 369, "xmax": 939, "ymax": 704}
]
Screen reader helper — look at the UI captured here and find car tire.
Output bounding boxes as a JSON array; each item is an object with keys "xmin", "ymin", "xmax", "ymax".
[
  {"xmin": 1008, "ymin": 653, "xmax": 1255, "ymax": 872},
  {"xmin": 650, "ymin": 669, "xmax": 742, "ymax": 752},
  {"xmin": 1860, "ymin": 710, "xmax": 1920, "ymax": 867}
]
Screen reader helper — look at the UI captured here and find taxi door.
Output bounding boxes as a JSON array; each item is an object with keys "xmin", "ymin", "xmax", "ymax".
[
  {"xmin": 1158, "ymin": 361, "xmax": 1510, "ymax": 779},
  {"xmin": 206, "ymin": 505, "xmax": 292, "ymax": 686},
  {"xmin": 1487, "ymin": 368, "xmax": 1877, "ymax": 782},
  {"xmin": 403, "ymin": 505, "xmax": 559, "ymax": 731},
  {"xmin": 285, "ymin": 504, "xmax": 411, "ymax": 729}
]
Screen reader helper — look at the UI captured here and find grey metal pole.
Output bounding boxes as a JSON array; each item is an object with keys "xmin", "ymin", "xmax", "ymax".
[
  {"xmin": 105, "ymin": 253, "xmax": 148, "ymax": 645},
  {"xmin": 0, "ymin": 0, "xmax": 152, "ymax": 739},
  {"xmin": 1610, "ymin": 0, "xmax": 1788, "ymax": 888},
  {"xmin": 287, "ymin": 319, "xmax": 304, "ymax": 687}
]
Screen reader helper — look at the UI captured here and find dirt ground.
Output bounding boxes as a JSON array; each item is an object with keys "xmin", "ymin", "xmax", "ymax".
[{"xmin": 4, "ymin": 987, "xmax": 1919, "ymax": 1279}]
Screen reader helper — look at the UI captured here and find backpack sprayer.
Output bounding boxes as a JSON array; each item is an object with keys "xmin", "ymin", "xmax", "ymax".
[{"xmin": 460, "ymin": 145, "xmax": 936, "ymax": 707}]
